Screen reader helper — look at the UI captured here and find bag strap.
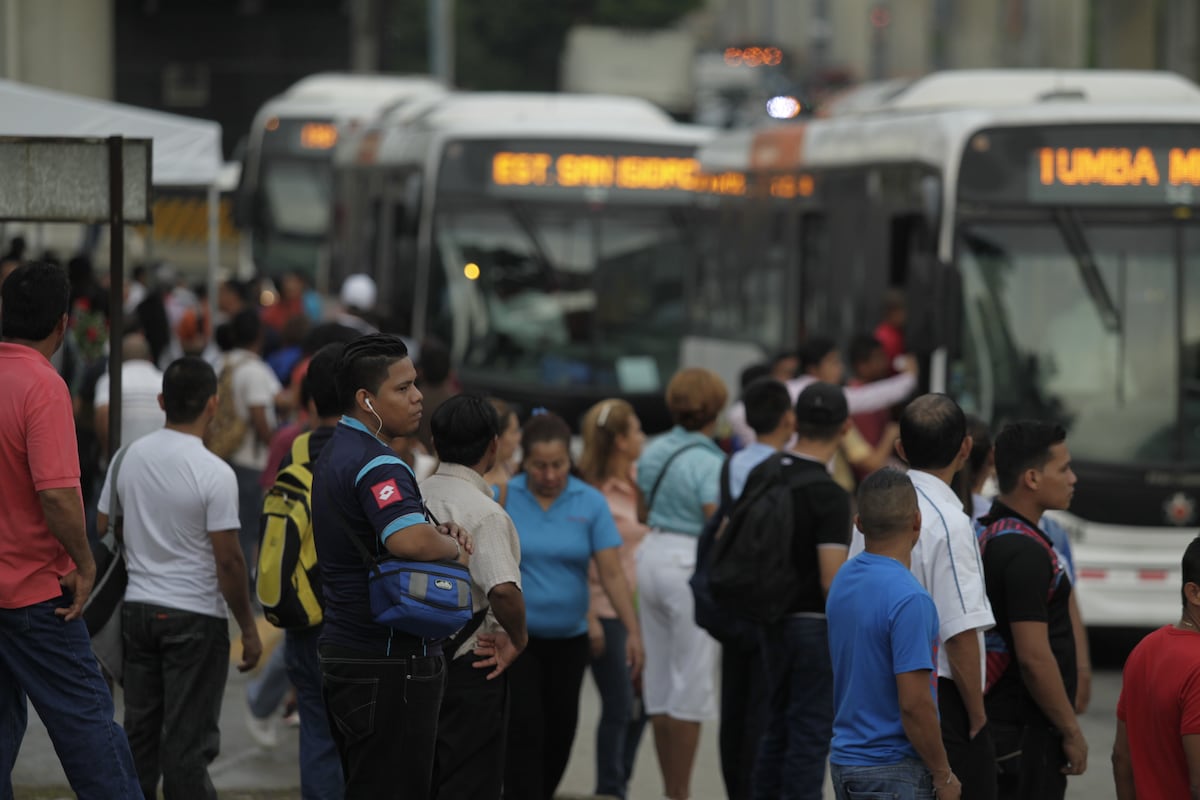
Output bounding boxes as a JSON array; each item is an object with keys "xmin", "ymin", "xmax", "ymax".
[
  {"xmin": 445, "ymin": 608, "xmax": 489, "ymax": 656},
  {"xmin": 647, "ymin": 441, "xmax": 706, "ymax": 513},
  {"xmin": 718, "ymin": 455, "xmax": 733, "ymax": 511},
  {"xmin": 289, "ymin": 431, "xmax": 313, "ymax": 468},
  {"xmin": 979, "ymin": 517, "xmax": 1063, "ymax": 600},
  {"xmin": 105, "ymin": 445, "xmax": 131, "ymax": 541}
]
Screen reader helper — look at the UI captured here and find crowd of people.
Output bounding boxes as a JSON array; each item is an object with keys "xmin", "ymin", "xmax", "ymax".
[{"xmin": 2, "ymin": 252, "xmax": 1200, "ymax": 800}]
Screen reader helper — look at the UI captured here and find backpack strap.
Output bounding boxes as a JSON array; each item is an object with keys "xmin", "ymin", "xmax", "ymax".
[
  {"xmin": 105, "ymin": 445, "xmax": 131, "ymax": 541},
  {"xmin": 647, "ymin": 441, "xmax": 706, "ymax": 514},
  {"xmin": 718, "ymin": 455, "xmax": 733, "ymax": 512},
  {"xmin": 289, "ymin": 431, "xmax": 313, "ymax": 468},
  {"xmin": 978, "ymin": 517, "xmax": 1064, "ymax": 601}
]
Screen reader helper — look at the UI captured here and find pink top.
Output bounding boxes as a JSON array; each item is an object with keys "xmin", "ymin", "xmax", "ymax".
[
  {"xmin": 588, "ymin": 476, "xmax": 649, "ymax": 619},
  {"xmin": 0, "ymin": 344, "xmax": 81, "ymax": 608}
]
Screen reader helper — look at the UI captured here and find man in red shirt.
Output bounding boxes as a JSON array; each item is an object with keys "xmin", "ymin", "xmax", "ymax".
[
  {"xmin": 1114, "ymin": 535, "xmax": 1200, "ymax": 799},
  {"xmin": 0, "ymin": 262, "xmax": 140, "ymax": 798}
]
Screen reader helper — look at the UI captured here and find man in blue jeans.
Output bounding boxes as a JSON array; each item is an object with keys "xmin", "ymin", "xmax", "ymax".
[
  {"xmin": 827, "ymin": 468, "xmax": 961, "ymax": 800},
  {"xmin": 0, "ymin": 261, "xmax": 141, "ymax": 799},
  {"xmin": 751, "ymin": 381, "xmax": 852, "ymax": 800}
]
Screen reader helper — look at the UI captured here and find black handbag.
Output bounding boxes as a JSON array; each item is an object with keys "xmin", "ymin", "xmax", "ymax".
[{"xmin": 83, "ymin": 447, "xmax": 130, "ymax": 683}]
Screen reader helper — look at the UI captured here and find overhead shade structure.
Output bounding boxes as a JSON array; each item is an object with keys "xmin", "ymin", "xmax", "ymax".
[
  {"xmin": 0, "ymin": 78, "xmax": 221, "ymax": 187},
  {"xmin": 0, "ymin": 78, "xmax": 223, "ymax": 455}
]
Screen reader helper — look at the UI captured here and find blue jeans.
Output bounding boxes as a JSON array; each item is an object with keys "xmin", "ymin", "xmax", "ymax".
[
  {"xmin": 247, "ymin": 643, "xmax": 290, "ymax": 719},
  {"xmin": 751, "ymin": 616, "xmax": 833, "ymax": 800},
  {"xmin": 831, "ymin": 759, "xmax": 935, "ymax": 800},
  {"xmin": 589, "ymin": 617, "xmax": 647, "ymax": 799},
  {"xmin": 0, "ymin": 597, "xmax": 141, "ymax": 800},
  {"xmin": 232, "ymin": 464, "xmax": 263, "ymax": 599},
  {"xmin": 122, "ymin": 602, "xmax": 231, "ymax": 800},
  {"xmin": 286, "ymin": 627, "xmax": 343, "ymax": 800}
]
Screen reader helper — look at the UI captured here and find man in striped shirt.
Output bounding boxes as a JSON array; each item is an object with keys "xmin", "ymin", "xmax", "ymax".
[{"xmin": 850, "ymin": 394, "xmax": 997, "ymax": 799}]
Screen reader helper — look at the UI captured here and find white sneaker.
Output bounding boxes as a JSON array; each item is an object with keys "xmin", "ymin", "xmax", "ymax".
[{"xmin": 245, "ymin": 710, "xmax": 279, "ymax": 748}]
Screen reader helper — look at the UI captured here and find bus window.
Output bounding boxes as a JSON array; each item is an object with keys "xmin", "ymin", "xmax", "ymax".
[{"xmin": 799, "ymin": 213, "xmax": 829, "ymax": 339}]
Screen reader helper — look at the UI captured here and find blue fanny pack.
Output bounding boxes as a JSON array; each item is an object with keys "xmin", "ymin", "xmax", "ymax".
[{"xmin": 344, "ymin": 507, "xmax": 473, "ymax": 639}]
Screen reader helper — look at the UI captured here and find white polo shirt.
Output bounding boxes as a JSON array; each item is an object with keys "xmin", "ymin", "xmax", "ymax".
[
  {"xmin": 849, "ymin": 468, "xmax": 994, "ymax": 681},
  {"xmin": 98, "ymin": 428, "xmax": 241, "ymax": 619}
]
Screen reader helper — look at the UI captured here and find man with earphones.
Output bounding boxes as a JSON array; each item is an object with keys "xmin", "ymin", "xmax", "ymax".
[{"xmin": 311, "ymin": 333, "xmax": 474, "ymax": 797}]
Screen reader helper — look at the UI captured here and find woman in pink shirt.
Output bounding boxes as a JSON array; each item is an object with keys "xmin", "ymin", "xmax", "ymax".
[{"xmin": 580, "ymin": 399, "xmax": 649, "ymax": 799}]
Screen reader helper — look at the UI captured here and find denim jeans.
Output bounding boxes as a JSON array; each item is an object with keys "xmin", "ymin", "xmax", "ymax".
[
  {"xmin": 589, "ymin": 616, "xmax": 647, "ymax": 799},
  {"xmin": 831, "ymin": 759, "xmax": 936, "ymax": 800},
  {"xmin": 247, "ymin": 642, "xmax": 290, "ymax": 719},
  {"xmin": 319, "ymin": 644, "xmax": 445, "ymax": 799},
  {"xmin": 0, "ymin": 597, "xmax": 141, "ymax": 800},
  {"xmin": 720, "ymin": 640, "xmax": 770, "ymax": 800},
  {"xmin": 434, "ymin": 652, "xmax": 509, "ymax": 800},
  {"xmin": 122, "ymin": 601, "xmax": 230, "ymax": 800},
  {"xmin": 285, "ymin": 627, "xmax": 343, "ymax": 800},
  {"xmin": 232, "ymin": 464, "xmax": 263, "ymax": 599},
  {"xmin": 751, "ymin": 616, "xmax": 833, "ymax": 800}
]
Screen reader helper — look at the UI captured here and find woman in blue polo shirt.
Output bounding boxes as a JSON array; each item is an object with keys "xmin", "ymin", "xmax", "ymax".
[
  {"xmin": 499, "ymin": 411, "xmax": 644, "ymax": 800},
  {"xmin": 636, "ymin": 367, "xmax": 728, "ymax": 800}
]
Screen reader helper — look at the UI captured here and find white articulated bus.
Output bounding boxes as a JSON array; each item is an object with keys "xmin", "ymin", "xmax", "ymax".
[
  {"xmin": 696, "ymin": 70, "xmax": 1200, "ymax": 627},
  {"xmin": 331, "ymin": 92, "xmax": 744, "ymax": 431},
  {"xmin": 234, "ymin": 73, "xmax": 446, "ymax": 284}
]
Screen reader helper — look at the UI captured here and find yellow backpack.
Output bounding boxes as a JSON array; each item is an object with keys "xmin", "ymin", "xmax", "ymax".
[{"xmin": 256, "ymin": 432, "xmax": 323, "ymax": 629}]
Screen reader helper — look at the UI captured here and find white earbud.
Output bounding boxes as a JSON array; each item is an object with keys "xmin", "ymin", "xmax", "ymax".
[{"xmin": 365, "ymin": 397, "xmax": 375, "ymax": 412}]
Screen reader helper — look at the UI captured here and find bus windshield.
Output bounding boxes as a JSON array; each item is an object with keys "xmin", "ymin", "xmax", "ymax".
[
  {"xmin": 956, "ymin": 220, "xmax": 1181, "ymax": 464},
  {"xmin": 431, "ymin": 203, "xmax": 691, "ymax": 393}
]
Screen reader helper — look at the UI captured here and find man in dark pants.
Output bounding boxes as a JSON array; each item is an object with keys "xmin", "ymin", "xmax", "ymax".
[
  {"xmin": 849, "ymin": 395, "xmax": 997, "ymax": 798},
  {"xmin": 422, "ymin": 395, "xmax": 528, "ymax": 799},
  {"xmin": 979, "ymin": 421, "xmax": 1087, "ymax": 800},
  {"xmin": 311, "ymin": 334, "xmax": 473, "ymax": 797},
  {"xmin": 99, "ymin": 357, "xmax": 263, "ymax": 798},
  {"xmin": 0, "ymin": 262, "xmax": 142, "ymax": 799}
]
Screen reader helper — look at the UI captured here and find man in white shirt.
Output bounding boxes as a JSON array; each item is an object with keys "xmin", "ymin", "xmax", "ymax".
[
  {"xmin": 849, "ymin": 393, "xmax": 997, "ymax": 799},
  {"xmin": 94, "ymin": 333, "xmax": 164, "ymax": 454},
  {"xmin": 421, "ymin": 394, "xmax": 527, "ymax": 799},
  {"xmin": 97, "ymin": 357, "xmax": 262, "ymax": 799},
  {"xmin": 729, "ymin": 336, "xmax": 917, "ymax": 448},
  {"xmin": 220, "ymin": 309, "xmax": 283, "ymax": 578}
]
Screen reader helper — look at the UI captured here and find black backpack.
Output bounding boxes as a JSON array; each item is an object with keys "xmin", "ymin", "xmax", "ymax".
[{"xmin": 707, "ymin": 452, "xmax": 829, "ymax": 625}]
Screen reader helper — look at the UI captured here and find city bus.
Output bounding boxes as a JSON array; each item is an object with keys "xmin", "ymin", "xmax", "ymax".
[
  {"xmin": 233, "ymin": 73, "xmax": 446, "ymax": 285},
  {"xmin": 696, "ymin": 69, "xmax": 1200, "ymax": 627},
  {"xmin": 331, "ymin": 92, "xmax": 744, "ymax": 431}
]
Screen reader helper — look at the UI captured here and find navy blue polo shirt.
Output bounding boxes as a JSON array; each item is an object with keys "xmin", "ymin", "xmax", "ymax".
[{"xmin": 311, "ymin": 416, "xmax": 436, "ymax": 655}]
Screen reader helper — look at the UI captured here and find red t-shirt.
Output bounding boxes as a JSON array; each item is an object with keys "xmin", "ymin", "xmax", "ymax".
[
  {"xmin": 874, "ymin": 321, "xmax": 905, "ymax": 362},
  {"xmin": 1116, "ymin": 625, "xmax": 1200, "ymax": 798},
  {"xmin": 0, "ymin": 344, "xmax": 81, "ymax": 608}
]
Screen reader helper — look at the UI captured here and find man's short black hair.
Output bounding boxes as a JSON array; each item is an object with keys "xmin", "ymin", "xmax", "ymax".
[
  {"xmin": 337, "ymin": 334, "xmax": 409, "ymax": 412},
  {"xmin": 306, "ymin": 343, "xmax": 345, "ymax": 419},
  {"xmin": 857, "ymin": 467, "xmax": 918, "ymax": 540},
  {"xmin": 231, "ymin": 309, "xmax": 261, "ymax": 349},
  {"xmin": 162, "ymin": 357, "xmax": 217, "ymax": 424},
  {"xmin": 418, "ymin": 337, "xmax": 452, "ymax": 386},
  {"xmin": 1182, "ymin": 535, "xmax": 1200, "ymax": 609},
  {"xmin": 798, "ymin": 336, "xmax": 838, "ymax": 374},
  {"xmin": 431, "ymin": 394, "xmax": 501, "ymax": 467},
  {"xmin": 848, "ymin": 333, "xmax": 883, "ymax": 368},
  {"xmin": 739, "ymin": 362, "xmax": 772, "ymax": 391},
  {"xmin": 743, "ymin": 378, "xmax": 792, "ymax": 435},
  {"xmin": 900, "ymin": 394, "xmax": 967, "ymax": 471},
  {"xmin": 993, "ymin": 420, "xmax": 1068, "ymax": 494},
  {"xmin": 1, "ymin": 261, "xmax": 69, "ymax": 341}
]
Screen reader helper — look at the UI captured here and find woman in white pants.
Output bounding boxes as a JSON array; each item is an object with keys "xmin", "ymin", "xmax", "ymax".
[{"xmin": 636, "ymin": 368, "xmax": 728, "ymax": 800}]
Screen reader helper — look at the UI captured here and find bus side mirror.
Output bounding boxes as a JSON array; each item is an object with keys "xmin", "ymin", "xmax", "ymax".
[{"xmin": 919, "ymin": 175, "xmax": 941, "ymax": 237}]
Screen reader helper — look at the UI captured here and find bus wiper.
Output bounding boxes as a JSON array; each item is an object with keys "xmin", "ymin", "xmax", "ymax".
[{"xmin": 1053, "ymin": 208, "xmax": 1121, "ymax": 333}]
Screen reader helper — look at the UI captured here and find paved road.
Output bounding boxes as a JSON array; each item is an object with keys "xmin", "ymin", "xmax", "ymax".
[{"xmin": 12, "ymin": 626, "xmax": 1137, "ymax": 799}]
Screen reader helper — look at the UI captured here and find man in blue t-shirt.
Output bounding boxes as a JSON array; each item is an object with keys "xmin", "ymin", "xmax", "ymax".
[
  {"xmin": 827, "ymin": 468, "xmax": 962, "ymax": 800},
  {"xmin": 310, "ymin": 334, "xmax": 474, "ymax": 798}
]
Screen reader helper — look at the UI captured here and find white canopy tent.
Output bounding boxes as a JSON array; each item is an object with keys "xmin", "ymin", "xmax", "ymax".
[
  {"xmin": 0, "ymin": 79, "xmax": 224, "ymax": 456},
  {"xmin": 0, "ymin": 77, "xmax": 225, "ymax": 310}
]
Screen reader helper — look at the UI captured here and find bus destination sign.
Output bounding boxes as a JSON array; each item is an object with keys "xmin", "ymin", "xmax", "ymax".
[
  {"xmin": 1031, "ymin": 146, "xmax": 1200, "ymax": 204},
  {"xmin": 489, "ymin": 151, "xmax": 745, "ymax": 197}
]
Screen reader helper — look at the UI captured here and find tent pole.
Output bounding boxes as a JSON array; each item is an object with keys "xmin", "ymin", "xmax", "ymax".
[
  {"xmin": 207, "ymin": 183, "xmax": 219, "ymax": 346},
  {"xmin": 107, "ymin": 135, "xmax": 125, "ymax": 463}
]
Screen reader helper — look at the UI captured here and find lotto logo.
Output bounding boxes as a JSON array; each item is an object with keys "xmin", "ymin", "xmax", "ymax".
[{"xmin": 371, "ymin": 479, "xmax": 402, "ymax": 509}]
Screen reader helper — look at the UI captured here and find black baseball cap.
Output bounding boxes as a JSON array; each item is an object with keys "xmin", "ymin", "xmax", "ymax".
[{"xmin": 795, "ymin": 381, "xmax": 849, "ymax": 425}]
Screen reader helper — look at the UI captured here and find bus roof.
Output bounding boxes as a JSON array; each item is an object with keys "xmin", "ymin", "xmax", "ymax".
[
  {"xmin": 255, "ymin": 72, "xmax": 447, "ymax": 122},
  {"xmin": 700, "ymin": 71, "xmax": 1200, "ymax": 175},
  {"xmin": 369, "ymin": 92, "xmax": 704, "ymax": 167}
]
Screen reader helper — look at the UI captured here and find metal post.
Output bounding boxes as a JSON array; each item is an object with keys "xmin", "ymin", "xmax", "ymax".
[
  {"xmin": 429, "ymin": 0, "xmax": 454, "ymax": 84},
  {"xmin": 107, "ymin": 136, "xmax": 124, "ymax": 462},
  {"xmin": 207, "ymin": 183, "xmax": 219, "ymax": 353}
]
